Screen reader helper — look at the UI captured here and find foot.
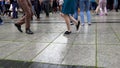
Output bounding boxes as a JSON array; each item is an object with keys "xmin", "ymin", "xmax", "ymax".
[
  {"xmin": 64, "ymin": 31, "xmax": 71, "ymax": 34},
  {"xmin": 14, "ymin": 23, "xmax": 23, "ymax": 32},
  {"xmin": 88, "ymin": 22, "xmax": 91, "ymax": 25},
  {"xmin": 105, "ymin": 13, "xmax": 108, "ymax": 16},
  {"xmin": 26, "ymin": 29, "xmax": 34, "ymax": 34},
  {"xmin": 76, "ymin": 21, "xmax": 80, "ymax": 30}
]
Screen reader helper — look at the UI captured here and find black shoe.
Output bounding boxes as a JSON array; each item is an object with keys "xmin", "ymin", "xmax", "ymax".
[
  {"xmin": 76, "ymin": 21, "xmax": 80, "ymax": 30},
  {"xmin": 14, "ymin": 23, "xmax": 23, "ymax": 32},
  {"xmin": 26, "ymin": 29, "xmax": 34, "ymax": 34},
  {"xmin": 64, "ymin": 31, "xmax": 71, "ymax": 34}
]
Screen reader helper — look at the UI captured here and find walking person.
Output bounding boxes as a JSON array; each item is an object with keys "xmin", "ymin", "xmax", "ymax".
[
  {"xmin": 14, "ymin": 0, "xmax": 34, "ymax": 34},
  {"xmin": 11, "ymin": 0, "xmax": 18, "ymax": 18},
  {"xmin": 79, "ymin": 0, "xmax": 91, "ymax": 26},
  {"xmin": 34, "ymin": 0, "xmax": 41, "ymax": 19},
  {"xmin": 95, "ymin": 0, "xmax": 99, "ymax": 15},
  {"xmin": 42, "ymin": 0, "xmax": 50, "ymax": 17},
  {"xmin": 73, "ymin": 0, "xmax": 79, "ymax": 20},
  {"xmin": 61, "ymin": 0, "xmax": 80, "ymax": 34},
  {"xmin": 58, "ymin": 0, "xmax": 63, "ymax": 11},
  {"xmin": 90, "ymin": 0, "xmax": 97, "ymax": 12},
  {"xmin": 107, "ymin": 0, "xmax": 113, "ymax": 11},
  {"xmin": 114, "ymin": 0, "xmax": 118, "ymax": 12},
  {"xmin": 99, "ymin": 0, "xmax": 107, "ymax": 16}
]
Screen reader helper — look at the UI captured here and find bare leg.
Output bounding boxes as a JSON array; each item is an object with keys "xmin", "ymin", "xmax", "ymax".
[
  {"xmin": 62, "ymin": 14, "xmax": 71, "ymax": 32},
  {"xmin": 95, "ymin": 5, "xmax": 100, "ymax": 14},
  {"xmin": 69, "ymin": 16, "xmax": 78, "ymax": 25}
]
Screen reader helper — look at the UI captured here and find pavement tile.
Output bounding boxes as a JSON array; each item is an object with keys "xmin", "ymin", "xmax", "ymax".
[
  {"xmin": 0, "ymin": 42, "xmax": 28, "ymax": 59},
  {"xmin": 6, "ymin": 43, "xmax": 49, "ymax": 61},
  {"xmin": 32, "ymin": 43, "xmax": 72, "ymax": 64},
  {"xmin": 97, "ymin": 34, "xmax": 120, "ymax": 44},
  {"xmin": 97, "ymin": 45, "xmax": 120, "ymax": 68},
  {"xmin": 62, "ymin": 45, "xmax": 95, "ymax": 66}
]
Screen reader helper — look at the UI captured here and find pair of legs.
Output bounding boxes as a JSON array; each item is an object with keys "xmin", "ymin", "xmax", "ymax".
[
  {"xmin": 15, "ymin": 0, "xmax": 33, "ymax": 34},
  {"xmin": 99, "ymin": 0, "xmax": 107, "ymax": 15},
  {"xmin": 43, "ymin": 1, "xmax": 50, "ymax": 17},
  {"xmin": 80, "ymin": 0, "xmax": 91, "ymax": 25},
  {"xmin": 114, "ymin": 0, "xmax": 120, "ymax": 12},
  {"xmin": 61, "ymin": 13, "xmax": 80, "ymax": 34},
  {"xmin": 34, "ymin": 0, "xmax": 41, "ymax": 19}
]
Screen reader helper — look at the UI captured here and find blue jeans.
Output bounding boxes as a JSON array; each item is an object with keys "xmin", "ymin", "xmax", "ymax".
[
  {"xmin": 12, "ymin": 2, "xmax": 18, "ymax": 18},
  {"xmin": 80, "ymin": 0, "xmax": 91, "ymax": 24},
  {"xmin": 74, "ymin": 9, "xmax": 78, "ymax": 20}
]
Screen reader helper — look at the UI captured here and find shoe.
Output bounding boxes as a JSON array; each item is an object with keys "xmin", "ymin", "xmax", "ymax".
[
  {"xmin": 14, "ymin": 23, "xmax": 23, "ymax": 32},
  {"xmin": 26, "ymin": 29, "xmax": 34, "ymax": 34},
  {"xmin": 105, "ymin": 13, "xmax": 108, "ymax": 16},
  {"xmin": 64, "ymin": 31, "xmax": 71, "ymax": 34},
  {"xmin": 88, "ymin": 22, "xmax": 91, "ymax": 25},
  {"xmin": 76, "ymin": 21, "xmax": 80, "ymax": 30}
]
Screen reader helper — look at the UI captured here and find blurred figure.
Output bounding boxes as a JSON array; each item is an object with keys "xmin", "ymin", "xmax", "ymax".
[
  {"xmin": 95, "ymin": 0, "xmax": 99, "ymax": 15},
  {"xmin": 79, "ymin": 0, "xmax": 91, "ymax": 26},
  {"xmin": 14, "ymin": 0, "xmax": 34, "ymax": 34},
  {"xmin": 99, "ymin": 0, "xmax": 107, "ymax": 16},
  {"xmin": 58, "ymin": 0, "xmax": 63, "ymax": 11},
  {"xmin": 42, "ymin": 0, "xmax": 50, "ymax": 17},
  {"xmin": 52, "ymin": 0, "xmax": 58, "ymax": 13},
  {"xmin": 73, "ymin": 0, "xmax": 79, "ymax": 20},
  {"xmin": 11, "ymin": 0, "xmax": 18, "ymax": 18},
  {"xmin": 107, "ymin": 0, "xmax": 113, "ymax": 11},
  {"xmin": 114, "ymin": 0, "xmax": 120, "ymax": 12},
  {"xmin": 90, "ymin": 0, "xmax": 97, "ymax": 12},
  {"xmin": 34, "ymin": 0, "xmax": 41, "ymax": 19},
  {"xmin": 0, "ymin": 0, "xmax": 5, "ymax": 15},
  {"xmin": 61, "ymin": 0, "xmax": 80, "ymax": 34}
]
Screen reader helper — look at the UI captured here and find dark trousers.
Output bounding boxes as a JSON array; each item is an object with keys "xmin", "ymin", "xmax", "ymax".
[
  {"xmin": 34, "ymin": 0, "xmax": 41, "ymax": 18},
  {"xmin": 107, "ymin": 0, "xmax": 114, "ymax": 10},
  {"xmin": 43, "ymin": 1, "xmax": 50, "ymax": 17},
  {"xmin": 0, "ymin": 17, "xmax": 3, "ymax": 23},
  {"xmin": 17, "ymin": 0, "xmax": 33, "ymax": 29},
  {"xmin": 12, "ymin": 2, "xmax": 18, "ymax": 18}
]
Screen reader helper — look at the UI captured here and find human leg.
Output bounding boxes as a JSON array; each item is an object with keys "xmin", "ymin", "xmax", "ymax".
[
  {"xmin": 99, "ymin": 1, "xmax": 104, "ymax": 15},
  {"xmin": 85, "ymin": 0, "xmax": 91, "ymax": 24},
  {"xmin": 16, "ymin": 0, "xmax": 33, "ymax": 34},
  {"xmin": 80, "ymin": 0, "xmax": 85, "ymax": 25}
]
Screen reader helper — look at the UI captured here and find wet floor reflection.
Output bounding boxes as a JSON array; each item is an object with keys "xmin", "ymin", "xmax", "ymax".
[{"xmin": 0, "ymin": 59, "xmax": 105, "ymax": 68}]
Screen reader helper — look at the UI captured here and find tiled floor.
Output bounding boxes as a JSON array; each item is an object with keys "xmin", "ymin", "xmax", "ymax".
[{"xmin": 0, "ymin": 11, "xmax": 120, "ymax": 68}]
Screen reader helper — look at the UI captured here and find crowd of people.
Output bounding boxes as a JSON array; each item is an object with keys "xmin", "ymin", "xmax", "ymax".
[{"xmin": 0, "ymin": 0, "xmax": 120, "ymax": 34}]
